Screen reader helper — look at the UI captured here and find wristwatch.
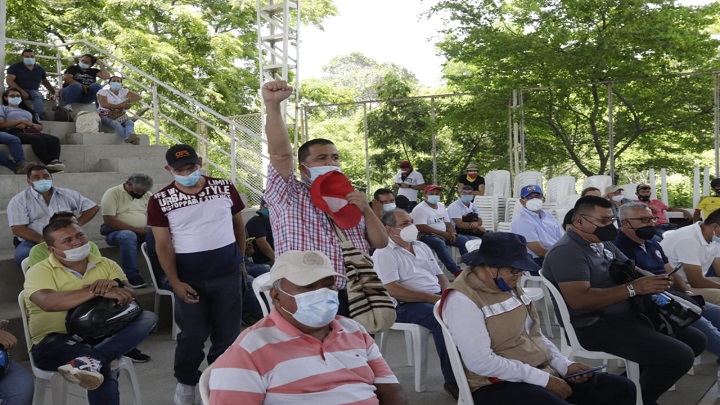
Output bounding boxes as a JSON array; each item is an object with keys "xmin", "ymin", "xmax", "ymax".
[
  {"xmin": 114, "ymin": 278, "xmax": 125, "ymax": 289},
  {"xmin": 625, "ymin": 283, "xmax": 636, "ymax": 298}
]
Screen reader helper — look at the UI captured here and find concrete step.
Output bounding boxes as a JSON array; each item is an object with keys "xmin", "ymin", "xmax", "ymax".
[
  {"xmin": 66, "ymin": 132, "xmax": 150, "ymax": 146},
  {"xmin": 99, "ymin": 157, "xmax": 167, "ymax": 173}
]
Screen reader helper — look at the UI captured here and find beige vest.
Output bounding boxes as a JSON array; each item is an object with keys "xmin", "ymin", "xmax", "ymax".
[{"xmin": 448, "ymin": 270, "xmax": 558, "ymax": 391}]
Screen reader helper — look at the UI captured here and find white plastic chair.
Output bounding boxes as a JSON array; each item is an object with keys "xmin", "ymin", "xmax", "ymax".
[
  {"xmin": 252, "ymin": 272, "xmax": 273, "ymax": 316},
  {"xmin": 20, "ymin": 257, "xmax": 31, "ymax": 274},
  {"xmin": 619, "ymin": 183, "xmax": 640, "ymax": 201},
  {"xmin": 18, "ymin": 291, "xmax": 144, "ymax": 405},
  {"xmin": 513, "ymin": 171, "xmax": 543, "ymax": 198},
  {"xmin": 521, "ymin": 274, "xmax": 555, "ymax": 338},
  {"xmin": 377, "ymin": 322, "xmax": 431, "ymax": 392},
  {"xmin": 582, "ymin": 175, "xmax": 612, "ymax": 194},
  {"xmin": 546, "ymin": 175, "xmax": 578, "ymax": 205},
  {"xmin": 199, "ymin": 362, "xmax": 215, "ymax": 405},
  {"xmin": 141, "ymin": 242, "xmax": 179, "ymax": 340},
  {"xmin": 484, "ymin": 170, "xmax": 512, "ymax": 197},
  {"xmin": 432, "ymin": 301, "xmax": 474, "ymax": 404},
  {"xmin": 465, "ymin": 239, "xmax": 482, "ymax": 252},
  {"xmin": 538, "ymin": 272, "xmax": 643, "ymax": 405}
]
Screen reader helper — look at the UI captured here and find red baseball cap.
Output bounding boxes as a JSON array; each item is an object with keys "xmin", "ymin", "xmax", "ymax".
[
  {"xmin": 399, "ymin": 160, "xmax": 412, "ymax": 169},
  {"xmin": 424, "ymin": 185, "xmax": 442, "ymax": 193},
  {"xmin": 310, "ymin": 171, "xmax": 362, "ymax": 229}
]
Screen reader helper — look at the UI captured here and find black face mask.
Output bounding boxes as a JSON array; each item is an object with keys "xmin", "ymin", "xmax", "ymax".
[
  {"xmin": 593, "ymin": 223, "xmax": 618, "ymax": 241},
  {"xmin": 637, "ymin": 195, "xmax": 650, "ymax": 202},
  {"xmin": 633, "ymin": 225, "xmax": 656, "ymax": 240},
  {"xmin": 127, "ymin": 190, "xmax": 145, "ymax": 199}
]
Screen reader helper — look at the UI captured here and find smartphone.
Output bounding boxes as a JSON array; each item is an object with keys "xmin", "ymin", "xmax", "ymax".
[
  {"xmin": 187, "ymin": 292, "xmax": 199, "ymax": 300},
  {"xmin": 563, "ymin": 364, "xmax": 607, "ymax": 380},
  {"xmin": 667, "ymin": 262, "xmax": 683, "ymax": 278}
]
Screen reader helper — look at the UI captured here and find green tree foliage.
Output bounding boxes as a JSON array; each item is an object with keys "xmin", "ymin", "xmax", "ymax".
[{"xmin": 431, "ymin": 0, "xmax": 720, "ymax": 178}]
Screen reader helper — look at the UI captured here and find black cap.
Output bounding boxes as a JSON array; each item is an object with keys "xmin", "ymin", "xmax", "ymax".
[
  {"xmin": 712, "ymin": 178, "xmax": 720, "ymax": 188},
  {"xmin": 165, "ymin": 144, "xmax": 201, "ymax": 170},
  {"xmin": 461, "ymin": 232, "xmax": 540, "ymax": 272}
]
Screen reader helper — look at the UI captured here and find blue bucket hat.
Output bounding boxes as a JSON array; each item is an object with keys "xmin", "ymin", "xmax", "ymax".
[{"xmin": 461, "ymin": 232, "xmax": 539, "ymax": 272}]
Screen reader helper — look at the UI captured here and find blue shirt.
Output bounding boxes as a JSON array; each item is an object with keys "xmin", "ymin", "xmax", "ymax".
[
  {"xmin": 7, "ymin": 62, "xmax": 47, "ymax": 91},
  {"xmin": 510, "ymin": 207, "xmax": 563, "ymax": 258},
  {"xmin": 614, "ymin": 231, "xmax": 668, "ymax": 275}
]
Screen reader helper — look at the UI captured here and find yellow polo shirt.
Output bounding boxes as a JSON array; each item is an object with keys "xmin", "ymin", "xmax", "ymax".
[
  {"xmin": 696, "ymin": 196, "xmax": 720, "ymax": 220},
  {"xmin": 23, "ymin": 253, "xmax": 126, "ymax": 345}
]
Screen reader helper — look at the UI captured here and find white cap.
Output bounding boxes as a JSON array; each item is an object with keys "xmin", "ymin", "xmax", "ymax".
[{"xmin": 269, "ymin": 250, "xmax": 346, "ymax": 287}]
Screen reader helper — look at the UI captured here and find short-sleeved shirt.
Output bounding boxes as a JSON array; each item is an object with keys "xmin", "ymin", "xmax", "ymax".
[
  {"xmin": 372, "ymin": 239, "xmax": 443, "ymax": 306},
  {"xmin": 264, "ymin": 164, "xmax": 368, "ymax": 290},
  {"xmin": 614, "ymin": 231, "xmax": 667, "ymax": 275},
  {"xmin": 100, "ymin": 184, "xmax": 151, "ymax": 229},
  {"xmin": 660, "ymin": 222, "xmax": 720, "ymax": 283},
  {"xmin": 456, "ymin": 174, "xmax": 485, "ymax": 192},
  {"xmin": 510, "ymin": 207, "xmax": 563, "ymax": 258},
  {"xmin": 63, "ymin": 65, "xmax": 101, "ymax": 87},
  {"xmin": 245, "ymin": 214, "xmax": 274, "ymax": 264},
  {"xmin": 7, "ymin": 62, "xmax": 46, "ymax": 91},
  {"xmin": 96, "ymin": 88, "xmax": 131, "ymax": 115},
  {"xmin": 209, "ymin": 308, "xmax": 398, "ymax": 404},
  {"xmin": 447, "ymin": 199, "xmax": 478, "ymax": 221},
  {"xmin": 542, "ymin": 230, "xmax": 631, "ymax": 318},
  {"xmin": 24, "ymin": 254, "xmax": 126, "ymax": 345},
  {"xmin": 635, "ymin": 199, "xmax": 670, "ymax": 224},
  {"xmin": 393, "ymin": 170, "xmax": 424, "ymax": 202},
  {"xmin": 696, "ymin": 196, "xmax": 720, "ymax": 220},
  {"xmin": 0, "ymin": 105, "xmax": 37, "ymax": 123},
  {"xmin": 411, "ymin": 201, "xmax": 451, "ymax": 233},
  {"xmin": 7, "ymin": 187, "xmax": 97, "ymax": 240},
  {"xmin": 28, "ymin": 241, "xmax": 102, "ymax": 267}
]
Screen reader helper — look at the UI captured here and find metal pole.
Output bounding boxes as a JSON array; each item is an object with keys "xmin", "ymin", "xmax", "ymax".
[
  {"xmin": 508, "ymin": 100, "xmax": 514, "ymax": 177},
  {"xmin": 519, "ymin": 89, "xmax": 526, "ymax": 172},
  {"xmin": 152, "ymin": 86, "xmax": 160, "ymax": 144},
  {"xmin": 0, "ymin": 0, "xmax": 6, "ymax": 93},
  {"xmin": 714, "ymin": 72, "xmax": 719, "ymax": 177},
  {"xmin": 431, "ymin": 97, "xmax": 437, "ymax": 185},
  {"xmin": 230, "ymin": 126, "xmax": 237, "ymax": 183},
  {"xmin": 607, "ymin": 82, "xmax": 615, "ymax": 180},
  {"xmin": 363, "ymin": 103, "xmax": 371, "ymax": 193}
]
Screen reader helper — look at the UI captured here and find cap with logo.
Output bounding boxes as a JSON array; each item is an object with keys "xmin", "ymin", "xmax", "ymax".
[
  {"xmin": 166, "ymin": 144, "xmax": 201, "ymax": 170},
  {"xmin": 520, "ymin": 185, "xmax": 543, "ymax": 199},
  {"xmin": 270, "ymin": 250, "xmax": 346, "ymax": 287},
  {"xmin": 310, "ymin": 170, "xmax": 362, "ymax": 229}
]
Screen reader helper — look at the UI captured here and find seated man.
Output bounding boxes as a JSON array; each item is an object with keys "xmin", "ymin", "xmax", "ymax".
[
  {"xmin": 100, "ymin": 173, "xmax": 154, "ymax": 288},
  {"xmin": 245, "ymin": 199, "xmax": 274, "ymax": 265},
  {"xmin": 660, "ymin": 208, "xmax": 720, "ymax": 304},
  {"xmin": 616, "ymin": 202, "xmax": 720, "ymax": 363},
  {"xmin": 605, "ymin": 185, "xmax": 631, "ymax": 226},
  {"xmin": 24, "ymin": 219, "xmax": 157, "ymax": 404},
  {"xmin": 210, "ymin": 250, "xmax": 408, "ymax": 404},
  {"xmin": 6, "ymin": 48, "xmax": 56, "ymax": 119},
  {"xmin": 371, "ymin": 188, "xmax": 396, "ymax": 220},
  {"xmin": 442, "ymin": 232, "xmax": 636, "ymax": 404},
  {"xmin": 61, "ymin": 54, "xmax": 110, "ymax": 111},
  {"xmin": 694, "ymin": 178, "xmax": 720, "ymax": 222},
  {"xmin": 0, "ymin": 328, "xmax": 34, "ymax": 405},
  {"xmin": 8, "ymin": 165, "xmax": 99, "ymax": 266},
  {"xmin": 634, "ymin": 184, "xmax": 691, "ymax": 237},
  {"xmin": 544, "ymin": 196, "xmax": 706, "ymax": 405},
  {"xmin": 447, "ymin": 185, "xmax": 485, "ymax": 238},
  {"xmin": 373, "ymin": 209, "xmax": 458, "ymax": 399},
  {"xmin": 456, "ymin": 163, "xmax": 485, "ymax": 196},
  {"xmin": 411, "ymin": 185, "xmax": 470, "ymax": 276},
  {"xmin": 28, "ymin": 211, "xmax": 101, "ymax": 266},
  {"xmin": 510, "ymin": 185, "xmax": 562, "ymax": 267}
]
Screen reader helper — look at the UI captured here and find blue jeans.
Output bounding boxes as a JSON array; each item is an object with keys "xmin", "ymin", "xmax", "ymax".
[
  {"xmin": 419, "ymin": 234, "xmax": 470, "ymax": 273},
  {"xmin": 173, "ymin": 272, "xmax": 243, "ymax": 385},
  {"xmin": 0, "ymin": 360, "xmax": 34, "ymax": 405},
  {"xmin": 62, "ymin": 82, "xmax": 102, "ymax": 105},
  {"xmin": 32, "ymin": 311, "xmax": 158, "ymax": 405},
  {"xmin": 691, "ymin": 301, "xmax": 720, "ymax": 358},
  {"xmin": 396, "ymin": 302, "xmax": 455, "ymax": 384},
  {"xmin": 105, "ymin": 230, "xmax": 144, "ymax": 279},
  {"xmin": 25, "ymin": 89, "xmax": 45, "ymax": 115},
  {"xmin": 0, "ymin": 131, "xmax": 26, "ymax": 171},
  {"xmin": 100, "ymin": 116, "xmax": 135, "ymax": 139},
  {"xmin": 14, "ymin": 240, "xmax": 37, "ymax": 267}
]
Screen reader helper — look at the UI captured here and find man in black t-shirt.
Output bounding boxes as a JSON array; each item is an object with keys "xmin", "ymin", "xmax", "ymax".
[
  {"xmin": 456, "ymin": 163, "xmax": 485, "ymax": 196},
  {"xmin": 246, "ymin": 199, "xmax": 274, "ymax": 265},
  {"xmin": 61, "ymin": 53, "xmax": 110, "ymax": 111}
]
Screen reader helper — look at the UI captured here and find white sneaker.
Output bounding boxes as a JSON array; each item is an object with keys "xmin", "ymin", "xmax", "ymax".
[
  {"xmin": 174, "ymin": 382, "xmax": 196, "ymax": 405},
  {"xmin": 57, "ymin": 356, "xmax": 104, "ymax": 390},
  {"xmin": 64, "ymin": 105, "xmax": 73, "ymax": 112}
]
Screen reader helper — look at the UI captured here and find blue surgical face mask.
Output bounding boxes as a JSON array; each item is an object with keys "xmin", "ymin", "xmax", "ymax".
[
  {"xmin": 257, "ymin": 207, "xmax": 269, "ymax": 217},
  {"xmin": 32, "ymin": 179, "xmax": 52, "ymax": 193},
  {"xmin": 23, "ymin": 58, "xmax": 35, "ymax": 66},
  {"xmin": 174, "ymin": 169, "xmax": 201, "ymax": 187},
  {"xmin": 78, "ymin": 62, "xmax": 90, "ymax": 69},
  {"xmin": 713, "ymin": 235, "xmax": 720, "ymax": 244},
  {"xmin": 382, "ymin": 203, "xmax": 397, "ymax": 212},
  {"xmin": 427, "ymin": 195, "xmax": 441, "ymax": 205},
  {"xmin": 279, "ymin": 286, "xmax": 339, "ymax": 328},
  {"xmin": 304, "ymin": 164, "xmax": 341, "ymax": 183},
  {"xmin": 109, "ymin": 82, "xmax": 122, "ymax": 91},
  {"xmin": 7, "ymin": 97, "xmax": 22, "ymax": 106},
  {"xmin": 460, "ymin": 195, "xmax": 474, "ymax": 204}
]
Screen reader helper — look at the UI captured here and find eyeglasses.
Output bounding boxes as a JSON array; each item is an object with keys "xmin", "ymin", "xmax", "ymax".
[
  {"xmin": 627, "ymin": 216, "xmax": 659, "ymax": 224},
  {"xmin": 581, "ymin": 215, "xmax": 616, "ymax": 226},
  {"xmin": 507, "ymin": 268, "xmax": 524, "ymax": 275}
]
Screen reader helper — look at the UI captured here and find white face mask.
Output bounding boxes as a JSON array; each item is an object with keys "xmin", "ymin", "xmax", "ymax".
[
  {"xmin": 398, "ymin": 224, "xmax": 419, "ymax": 242},
  {"xmin": 303, "ymin": 164, "xmax": 341, "ymax": 183},
  {"xmin": 58, "ymin": 242, "xmax": 92, "ymax": 262},
  {"xmin": 525, "ymin": 198, "xmax": 543, "ymax": 212},
  {"xmin": 382, "ymin": 203, "xmax": 397, "ymax": 212},
  {"xmin": 611, "ymin": 194, "xmax": 624, "ymax": 202},
  {"xmin": 279, "ymin": 287, "xmax": 339, "ymax": 328}
]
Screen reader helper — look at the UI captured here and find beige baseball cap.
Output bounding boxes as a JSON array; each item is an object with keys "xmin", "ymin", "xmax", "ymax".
[{"xmin": 269, "ymin": 250, "xmax": 346, "ymax": 287}]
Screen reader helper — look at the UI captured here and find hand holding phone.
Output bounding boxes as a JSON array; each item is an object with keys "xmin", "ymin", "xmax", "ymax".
[
  {"xmin": 563, "ymin": 364, "xmax": 607, "ymax": 380},
  {"xmin": 667, "ymin": 263, "xmax": 683, "ymax": 278}
]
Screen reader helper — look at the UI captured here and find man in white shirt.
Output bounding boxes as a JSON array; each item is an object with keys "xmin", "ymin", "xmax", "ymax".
[
  {"xmin": 393, "ymin": 160, "xmax": 425, "ymax": 212},
  {"xmin": 372, "ymin": 209, "xmax": 457, "ymax": 399},
  {"xmin": 447, "ymin": 185, "xmax": 485, "ymax": 238},
  {"xmin": 411, "ymin": 185, "xmax": 470, "ymax": 276},
  {"xmin": 660, "ymin": 208, "xmax": 720, "ymax": 304},
  {"xmin": 510, "ymin": 185, "xmax": 563, "ymax": 267}
]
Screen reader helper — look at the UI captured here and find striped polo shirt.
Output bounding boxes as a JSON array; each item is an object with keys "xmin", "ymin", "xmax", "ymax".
[{"xmin": 210, "ymin": 309, "xmax": 398, "ymax": 404}]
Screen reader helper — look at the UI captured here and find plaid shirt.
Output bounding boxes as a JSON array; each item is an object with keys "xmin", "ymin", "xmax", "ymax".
[{"xmin": 265, "ymin": 164, "xmax": 368, "ymax": 289}]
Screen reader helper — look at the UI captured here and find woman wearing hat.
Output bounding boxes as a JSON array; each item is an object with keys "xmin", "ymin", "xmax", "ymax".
[
  {"xmin": 457, "ymin": 163, "xmax": 484, "ymax": 196},
  {"xmin": 439, "ymin": 232, "xmax": 636, "ymax": 404}
]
